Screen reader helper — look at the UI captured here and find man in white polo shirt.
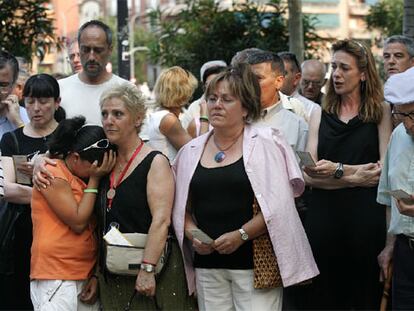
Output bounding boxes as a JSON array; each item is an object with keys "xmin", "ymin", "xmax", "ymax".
[{"xmin": 59, "ymin": 20, "xmax": 129, "ymax": 125}]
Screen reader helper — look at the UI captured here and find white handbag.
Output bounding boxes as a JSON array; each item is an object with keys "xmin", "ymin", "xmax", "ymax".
[{"xmin": 105, "ymin": 232, "xmax": 170, "ymax": 276}]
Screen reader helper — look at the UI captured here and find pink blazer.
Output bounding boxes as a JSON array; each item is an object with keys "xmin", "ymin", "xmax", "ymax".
[{"xmin": 172, "ymin": 125, "xmax": 319, "ymax": 294}]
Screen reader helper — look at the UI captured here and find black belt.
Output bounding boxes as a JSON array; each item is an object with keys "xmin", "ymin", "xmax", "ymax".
[{"xmin": 399, "ymin": 234, "xmax": 414, "ymax": 250}]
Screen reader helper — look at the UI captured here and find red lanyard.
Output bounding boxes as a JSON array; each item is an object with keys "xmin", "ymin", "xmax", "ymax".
[{"xmin": 106, "ymin": 140, "xmax": 144, "ymax": 210}]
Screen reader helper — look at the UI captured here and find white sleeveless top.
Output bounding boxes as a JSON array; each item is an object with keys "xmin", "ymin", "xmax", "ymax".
[{"xmin": 146, "ymin": 109, "xmax": 177, "ymax": 162}]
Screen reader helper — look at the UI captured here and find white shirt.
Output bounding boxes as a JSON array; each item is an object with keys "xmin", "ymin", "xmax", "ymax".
[
  {"xmin": 254, "ymin": 100, "xmax": 308, "ymax": 153},
  {"xmin": 146, "ymin": 109, "xmax": 178, "ymax": 162},
  {"xmin": 377, "ymin": 124, "xmax": 414, "ymax": 237},
  {"xmin": 59, "ymin": 74, "xmax": 130, "ymax": 125},
  {"xmin": 292, "ymin": 91, "xmax": 320, "ymax": 122}
]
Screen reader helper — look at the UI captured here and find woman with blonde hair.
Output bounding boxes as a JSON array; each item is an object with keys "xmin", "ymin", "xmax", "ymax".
[
  {"xmin": 301, "ymin": 39, "xmax": 392, "ymax": 309},
  {"xmin": 97, "ymin": 84, "xmax": 197, "ymax": 310},
  {"xmin": 146, "ymin": 66, "xmax": 197, "ymax": 161}
]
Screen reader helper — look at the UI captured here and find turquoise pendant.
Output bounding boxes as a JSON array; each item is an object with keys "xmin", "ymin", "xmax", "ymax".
[{"xmin": 214, "ymin": 151, "xmax": 226, "ymax": 163}]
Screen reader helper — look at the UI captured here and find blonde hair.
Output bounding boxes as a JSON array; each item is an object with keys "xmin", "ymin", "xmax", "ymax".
[
  {"xmin": 99, "ymin": 84, "xmax": 147, "ymax": 132},
  {"xmin": 153, "ymin": 66, "xmax": 198, "ymax": 108},
  {"xmin": 323, "ymin": 39, "xmax": 383, "ymax": 123}
]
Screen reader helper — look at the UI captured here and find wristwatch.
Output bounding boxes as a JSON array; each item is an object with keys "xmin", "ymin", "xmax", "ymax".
[
  {"xmin": 238, "ymin": 228, "xmax": 249, "ymax": 241},
  {"xmin": 334, "ymin": 162, "xmax": 344, "ymax": 179},
  {"xmin": 140, "ymin": 263, "xmax": 156, "ymax": 273}
]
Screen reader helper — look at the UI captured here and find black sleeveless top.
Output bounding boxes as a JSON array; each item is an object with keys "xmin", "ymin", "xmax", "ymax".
[
  {"xmin": 317, "ymin": 111, "xmax": 379, "ymax": 165},
  {"xmin": 104, "ymin": 151, "xmax": 162, "ymax": 234},
  {"xmin": 189, "ymin": 157, "xmax": 254, "ymax": 269}
]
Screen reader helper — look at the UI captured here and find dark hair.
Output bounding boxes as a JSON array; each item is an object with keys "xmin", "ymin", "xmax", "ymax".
[
  {"xmin": 202, "ymin": 66, "xmax": 227, "ymax": 87},
  {"xmin": 246, "ymin": 50, "xmax": 285, "ymax": 76},
  {"xmin": 48, "ymin": 116, "xmax": 114, "ymax": 164},
  {"xmin": 205, "ymin": 63, "xmax": 261, "ymax": 122},
  {"xmin": 278, "ymin": 51, "xmax": 301, "ymax": 73},
  {"xmin": 78, "ymin": 20, "xmax": 113, "ymax": 47},
  {"xmin": 23, "ymin": 74, "xmax": 59, "ymax": 99},
  {"xmin": 0, "ymin": 50, "xmax": 19, "ymax": 84},
  {"xmin": 23, "ymin": 74, "xmax": 66, "ymax": 122}
]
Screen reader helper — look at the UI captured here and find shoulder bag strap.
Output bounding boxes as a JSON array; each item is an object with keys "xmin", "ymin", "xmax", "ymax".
[{"xmin": 10, "ymin": 131, "xmax": 19, "ymax": 154}]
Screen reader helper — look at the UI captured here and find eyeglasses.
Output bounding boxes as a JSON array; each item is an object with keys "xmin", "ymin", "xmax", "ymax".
[
  {"xmin": 392, "ymin": 111, "xmax": 414, "ymax": 121},
  {"xmin": 81, "ymin": 139, "xmax": 110, "ymax": 152},
  {"xmin": 206, "ymin": 95, "xmax": 236, "ymax": 105},
  {"xmin": 301, "ymin": 79, "xmax": 324, "ymax": 88}
]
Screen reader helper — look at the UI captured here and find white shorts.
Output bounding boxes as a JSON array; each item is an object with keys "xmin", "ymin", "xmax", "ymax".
[
  {"xmin": 30, "ymin": 279, "xmax": 100, "ymax": 311},
  {"xmin": 195, "ymin": 268, "xmax": 283, "ymax": 311}
]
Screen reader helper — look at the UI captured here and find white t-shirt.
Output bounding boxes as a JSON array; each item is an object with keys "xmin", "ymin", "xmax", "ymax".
[
  {"xmin": 146, "ymin": 109, "xmax": 178, "ymax": 162},
  {"xmin": 59, "ymin": 74, "xmax": 130, "ymax": 125}
]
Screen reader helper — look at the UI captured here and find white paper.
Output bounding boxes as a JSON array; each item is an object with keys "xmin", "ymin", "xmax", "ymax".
[
  {"xmin": 191, "ymin": 229, "xmax": 214, "ymax": 244},
  {"xmin": 103, "ymin": 226, "xmax": 133, "ymax": 246},
  {"xmin": 12, "ymin": 155, "xmax": 31, "ymax": 185},
  {"xmin": 296, "ymin": 151, "xmax": 316, "ymax": 167},
  {"xmin": 388, "ymin": 189, "xmax": 411, "ymax": 200}
]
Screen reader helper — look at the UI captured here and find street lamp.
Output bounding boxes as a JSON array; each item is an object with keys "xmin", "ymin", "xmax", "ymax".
[{"xmin": 129, "ymin": 13, "xmax": 149, "ymax": 82}]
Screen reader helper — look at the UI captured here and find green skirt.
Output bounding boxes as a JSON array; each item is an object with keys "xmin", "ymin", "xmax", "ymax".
[{"xmin": 99, "ymin": 239, "xmax": 197, "ymax": 311}]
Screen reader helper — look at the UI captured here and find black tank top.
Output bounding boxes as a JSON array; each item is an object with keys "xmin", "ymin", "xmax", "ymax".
[
  {"xmin": 190, "ymin": 157, "xmax": 254, "ymax": 269},
  {"xmin": 105, "ymin": 151, "xmax": 162, "ymax": 233}
]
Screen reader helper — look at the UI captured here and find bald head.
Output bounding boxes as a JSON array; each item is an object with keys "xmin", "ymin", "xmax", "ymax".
[{"xmin": 300, "ymin": 59, "xmax": 326, "ymax": 103}]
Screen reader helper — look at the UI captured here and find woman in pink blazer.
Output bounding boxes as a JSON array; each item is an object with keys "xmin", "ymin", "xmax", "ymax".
[{"xmin": 172, "ymin": 63, "xmax": 319, "ymax": 311}]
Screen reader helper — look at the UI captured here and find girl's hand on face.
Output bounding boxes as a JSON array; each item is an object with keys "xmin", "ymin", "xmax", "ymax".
[{"xmin": 89, "ymin": 150, "xmax": 116, "ymax": 178}]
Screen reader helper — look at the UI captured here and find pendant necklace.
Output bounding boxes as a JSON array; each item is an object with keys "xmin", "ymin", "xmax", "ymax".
[
  {"xmin": 107, "ymin": 140, "xmax": 144, "ymax": 211},
  {"xmin": 212, "ymin": 129, "xmax": 244, "ymax": 163}
]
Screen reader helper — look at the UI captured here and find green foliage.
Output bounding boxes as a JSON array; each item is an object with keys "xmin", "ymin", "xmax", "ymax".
[
  {"xmin": 148, "ymin": 0, "xmax": 323, "ymax": 81},
  {"xmin": 365, "ymin": 0, "xmax": 403, "ymax": 37},
  {"xmin": 0, "ymin": 0, "xmax": 59, "ymax": 61}
]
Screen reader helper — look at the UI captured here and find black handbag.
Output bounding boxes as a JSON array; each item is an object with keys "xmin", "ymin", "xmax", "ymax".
[
  {"xmin": 0, "ymin": 200, "xmax": 24, "ymax": 274},
  {"xmin": 0, "ymin": 131, "xmax": 25, "ymax": 274}
]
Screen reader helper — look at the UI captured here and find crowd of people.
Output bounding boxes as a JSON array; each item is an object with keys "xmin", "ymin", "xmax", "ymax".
[{"xmin": 0, "ymin": 18, "xmax": 414, "ymax": 311}]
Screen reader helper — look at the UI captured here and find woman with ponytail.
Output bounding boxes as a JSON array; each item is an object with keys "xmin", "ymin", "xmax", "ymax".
[{"xmin": 29, "ymin": 116, "xmax": 115, "ymax": 310}]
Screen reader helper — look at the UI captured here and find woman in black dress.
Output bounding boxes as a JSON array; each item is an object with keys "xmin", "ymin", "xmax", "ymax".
[
  {"xmin": 0, "ymin": 74, "xmax": 64, "ymax": 310},
  {"xmin": 302, "ymin": 39, "xmax": 392, "ymax": 309}
]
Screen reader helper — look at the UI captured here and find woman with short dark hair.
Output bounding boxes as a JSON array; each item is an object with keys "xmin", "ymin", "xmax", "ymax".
[{"xmin": 0, "ymin": 73, "xmax": 65, "ymax": 309}]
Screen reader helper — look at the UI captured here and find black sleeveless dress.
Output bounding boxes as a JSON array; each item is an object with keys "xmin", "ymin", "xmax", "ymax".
[
  {"xmin": 304, "ymin": 111, "xmax": 386, "ymax": 310},
  {"xmin": 98, "ymin": 151, "xmax": 197, "ymax": 310}
]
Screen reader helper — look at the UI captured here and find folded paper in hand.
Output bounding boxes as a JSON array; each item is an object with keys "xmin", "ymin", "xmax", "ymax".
[{"xmin": 103, "ymin": 226, "xmax": 133, "ymax": 246}]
